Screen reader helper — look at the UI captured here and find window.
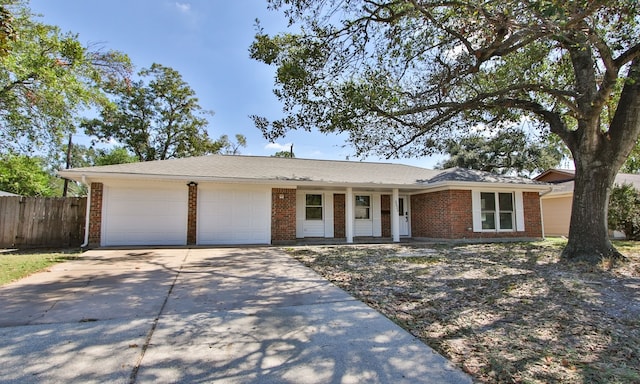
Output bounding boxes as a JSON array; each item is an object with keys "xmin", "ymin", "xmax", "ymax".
[
  {"xmin": 480, "ymin": 192, "xmax": 514, "ymax": 231},
  {"xmin": 305, "ymin": 194, "xmax": 322, "ymax": 220},
  {"xmin": 355, "ymin": 195, "xmax": 371, "ymax": 219}
]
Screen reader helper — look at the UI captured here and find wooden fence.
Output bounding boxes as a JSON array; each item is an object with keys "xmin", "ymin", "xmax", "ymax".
[{"xmin": 0, "ymin": 196, "xmax": 87, "ymax": 248}]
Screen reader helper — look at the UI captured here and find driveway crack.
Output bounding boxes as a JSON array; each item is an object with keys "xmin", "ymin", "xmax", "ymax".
[{"xmin": 128, "ymin": 249, "xmax": 189, "ymax": 383}]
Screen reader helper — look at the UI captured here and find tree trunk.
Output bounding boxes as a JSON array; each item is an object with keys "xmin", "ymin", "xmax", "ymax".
[
  {"xmin": 561, "ymin": 159, "xmax": 621, "ymax": 263},
  {"xmin": 561, "ymin": 60, "xmax": 640, "ymax": 264}
]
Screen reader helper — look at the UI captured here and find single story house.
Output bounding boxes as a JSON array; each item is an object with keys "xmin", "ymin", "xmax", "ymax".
[
  {"xmin": 58, "ymin": 155, "xmax": 549, "ymax": 247},
  {"xmin": 534, "ymin": 169, "xmax": 640, "ymax": 236},
  {"xmin": 0, "ymin": 190, "xmax": 20, "ymax": 196}
]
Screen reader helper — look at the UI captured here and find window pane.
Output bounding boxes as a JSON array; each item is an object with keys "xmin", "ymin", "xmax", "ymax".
[
  {"xmin": 499, "ymin": 193, "xmax": 513, "ymax": 211},
  {"xmin": 500, "ymin": 212, "xmax": 513, "ymax": 229},
  {"xmin": 398, "ymin": 198, "xmax": 404, "ymax": 216},
  {"xmin": 355, "ymin": 207, "xmax": 370, "ymax": 220},
  {"xmin": 306, "ymin": 194, "xmax": 322, "ymax": 206},
  {"xmin": 481, "ymin": 192, "xmax": 495, "ymax": 211},
  {"xmin": 355, "ymin": 195, "xmax": 370, "ymax": 207},
  {"xmin": 482, "ymin": 212, "xmax": 496, "ymax": 229},
  {"xmin": 306, "ymin": 207, "xmax": 323, "ymax": 220}
]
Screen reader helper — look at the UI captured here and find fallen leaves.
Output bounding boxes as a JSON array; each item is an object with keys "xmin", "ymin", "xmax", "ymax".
[{"xmin": 288, "ymin": 241, "xmax": 640, "ymax": 384}]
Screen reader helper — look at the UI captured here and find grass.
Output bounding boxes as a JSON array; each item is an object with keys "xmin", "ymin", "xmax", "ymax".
[{"xmin": 0, "ymin": 249, "xmax": 81, "ymax": 285}]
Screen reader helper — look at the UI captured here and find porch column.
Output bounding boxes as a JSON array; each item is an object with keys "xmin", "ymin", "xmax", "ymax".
[
  {"xmin": 392, "ymin": 188, "xmax": 400, "ymax": 242},
  {"xmin": 345, "ymin": 187, "xmax": 354, "ymax": 243}
]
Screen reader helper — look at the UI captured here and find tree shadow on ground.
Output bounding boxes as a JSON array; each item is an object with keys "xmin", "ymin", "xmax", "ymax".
[{"xmin": 291, "ymin": 242, "xmax": 640, "ymax": 383}]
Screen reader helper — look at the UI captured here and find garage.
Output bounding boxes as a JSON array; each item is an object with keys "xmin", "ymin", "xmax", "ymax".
[
  {"xmin": 197, "ymin": 184, "xmax": 271, "ymax": 245},
  {"xmin": 101, "ymin": 181, "xmax": 188, "ymax": 246}
]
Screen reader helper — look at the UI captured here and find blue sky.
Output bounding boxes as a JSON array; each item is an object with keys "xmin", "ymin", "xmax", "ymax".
[{"xmin": 29, "ymin": 0, "xmax": 441, "ymax": 167}]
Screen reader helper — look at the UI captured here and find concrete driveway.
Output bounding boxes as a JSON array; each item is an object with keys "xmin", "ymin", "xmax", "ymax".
[{"xmin": 0, "ymin": 247, "xmax": 471, "ymax": 384}]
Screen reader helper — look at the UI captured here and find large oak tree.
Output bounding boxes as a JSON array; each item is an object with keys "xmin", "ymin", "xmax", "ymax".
[{"xmin": 251, "ymin": 0, "xmax": 640, "ymax": 263}]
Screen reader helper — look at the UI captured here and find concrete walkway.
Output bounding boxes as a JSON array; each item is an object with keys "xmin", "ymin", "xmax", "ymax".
[{"xmin": 0, "ymin": 247, "xmax": 471, "ymax": 384}]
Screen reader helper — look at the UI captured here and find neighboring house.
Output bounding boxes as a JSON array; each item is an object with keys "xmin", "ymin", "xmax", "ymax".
[
  {"xmin": 0, "ymin": 190, "xmax": 20, "ymax": 196},
  {"xmin": 58, "ymin": 155, "xmax": 549, "ymax": 247},
  {"xmin": 534, "ymin": 169, "xmax": 640, "ymax": 236}
]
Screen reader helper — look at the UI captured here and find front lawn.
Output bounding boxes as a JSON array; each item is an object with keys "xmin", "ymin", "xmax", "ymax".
[
  {"xmin": 0, "ymin": 249, "xmax": 81, "ymax": 285},
  {"xmin": 288, "ymin": 240, "xmax": 640, "ymax": 384}
]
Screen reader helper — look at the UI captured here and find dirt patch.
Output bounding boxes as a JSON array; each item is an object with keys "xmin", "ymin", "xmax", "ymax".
[{"xmin": 287, "ymin": 240, "xmax": 640, "ymax": 383}]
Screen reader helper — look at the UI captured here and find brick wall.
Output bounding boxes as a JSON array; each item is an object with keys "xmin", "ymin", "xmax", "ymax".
[
  {"xmin": 187, "ymin": 183, "xmax": 198, "ymax": 245},
  {"xmin": 411, "ymin": 190, "xmax": 465, "ymax": 239},
  {"xmin": 333, "ymin": 193, "xmax": 346, "ymax": 238},
  {"xmin": 272, "ymin": 188, "xmax": 297, "ymax": 243},
  {"xmin": 522, "ymin": 192, "xmax": 543, "ymax": 237},
  {"xmin": 411, "ymin": 190, "xmax": 543, "ymax": 239},
  {"xmin": 381, "ymin": 194, "xmax": 391, "ymax": 237},
  {"xmin": 88, "ymin": 182, "xmax": 103, "ymax": 247}
]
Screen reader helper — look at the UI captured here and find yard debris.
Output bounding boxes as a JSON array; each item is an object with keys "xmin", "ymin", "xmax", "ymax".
[{"xmin": 288, "ymin": 240, "xmax": 640, "ymax": 384}]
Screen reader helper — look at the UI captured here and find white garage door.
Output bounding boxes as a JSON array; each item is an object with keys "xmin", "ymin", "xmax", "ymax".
[
  {"xmin": 198, "ymin": 185, "xmax": 271, "ymax": 245},
  {"xmin": 102, "ymin": 182, "xmax": 188, "ymax": 246}
]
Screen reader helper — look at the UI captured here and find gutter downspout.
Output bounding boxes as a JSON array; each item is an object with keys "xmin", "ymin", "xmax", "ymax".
[
  {"xmin": 80, "ymin": 175, "xmax": 90, "ymax": 248},
  {"xmin": 538, "ymin": 187, "xmax": 554, "ymax": 239}
]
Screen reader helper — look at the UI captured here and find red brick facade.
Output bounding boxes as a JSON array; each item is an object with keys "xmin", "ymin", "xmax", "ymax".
[
  {"xmin": 411, "ymin": 190, "xmax": 543, "ymax": 239},
  {"xmin": 381, "ymin": 195, "xmax": 391, "ymax": 237},
  {"xmin": 333, "ymin": 193, "xmax": 346, "ymax": 238},
  {"xmin": 187, "ymin": 183, "xmax": 198, "ymax": 245},
  {"xmin": 271, "ymin": 188, "xmax": 297, "ymax": 243},
  {"xmin": 88, "ymin": 183, "xmax": 542, "ymax": 247},
  {"xmin": 88, "ymin": 182, "xmax": 103, "ymax": 247}
]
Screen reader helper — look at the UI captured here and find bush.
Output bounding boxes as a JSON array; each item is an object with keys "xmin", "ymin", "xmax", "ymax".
[{"xmin": 608, "ymin": 183, "xmax": 640, "ymax": 240}]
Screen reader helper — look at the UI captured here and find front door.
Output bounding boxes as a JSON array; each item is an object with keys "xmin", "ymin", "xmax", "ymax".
[{"xmin": 399, "ymin": 196, "xmax": 409, "ymax": 236}]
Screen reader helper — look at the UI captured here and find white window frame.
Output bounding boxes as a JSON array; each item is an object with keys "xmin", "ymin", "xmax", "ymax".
[
  {"xmin": 472, "ymin": 190, "xmax": 525, "ymax": 232},
  {"xmin": 355, "ymin": 195, "xmax": 371, "ymax": 220},
  {"xmin": 305, "ymin": 193, "xmax": 323, "ymax": 221}
]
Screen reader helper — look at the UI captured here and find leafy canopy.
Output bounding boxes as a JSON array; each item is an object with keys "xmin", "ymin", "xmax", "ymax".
[
  {"xmin": 83, "ymin": 63, "xmax": 220, "ymax": 162},
  {"xmin": 0, "ymin": 153, "xmax": 56, "ymax": 196},
  {"xmin": 438, "ymin": 128, "xmax": 565, "ymax": 176},
  {"xmin": 251, "ymin": 0, "xmax": 640, "ymax": 160},
  {"xmin": 0, "ymin": 0, "xmax": 131, "ymax": 155}
]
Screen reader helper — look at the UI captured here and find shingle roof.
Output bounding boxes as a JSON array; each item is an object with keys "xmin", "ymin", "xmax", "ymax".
[
  {"xmin": 58, "ymin": 155, "xmax": 547, "ymax": 189},
  {"xmin": 539, "ymin": 169, "xmax": 640, "ymax": 197},
  {"xmin": 423, "ymin": 167, "xmax": 540, "ymax": 185}
]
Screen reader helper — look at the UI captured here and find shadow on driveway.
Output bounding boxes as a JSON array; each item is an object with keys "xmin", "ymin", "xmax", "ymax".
[{"xmin": 0, "ymin": 247, "xmax": 470, "ymax": 384}]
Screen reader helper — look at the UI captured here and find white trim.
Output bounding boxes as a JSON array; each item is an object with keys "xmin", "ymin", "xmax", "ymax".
[
  {"xmin": 345, "ymin": 187, "xmax": 354, "ymax": 243},
  {"xmin": 80, "ymin": 177, "xmax": 91, "ymax": 247},
  {"xmin": 472, "ymin": 190, "xmax": 525, "ymax": 233},
  {"xmin": 392, "ymin": 189, "xmax": 400, "ymax": 242},
  {"xmin": 515, "ymin": 191, "xmax": 525, "ymax": 231},
  {"xmin": 372, "ymin": 194, "xmax": 382, "ymax": 237},
  {"xmin": 472, "ymin": 191, "xmax": 483, "ymax": 232},
  {"xmin": 324, "ymin": 193, "xmax": 335, "ymax": 238}
]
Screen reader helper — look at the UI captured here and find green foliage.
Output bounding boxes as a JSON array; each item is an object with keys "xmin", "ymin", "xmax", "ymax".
[
  {"xmin": 0, "ymin": 4, "xmax": 17, "ymax": 57},
  {"xmin": 608, "ymin": 183, "xmax": 640, "ymax": 240},
  {"xmin": 621, "ymin": 141, "xmax": 640, "ymax": 173},
  {"xmin": 0, "ymin": 0, "xmax": 131, "ymax": 155},
  {"xmin": 438, "ymin": 129, "xmax": 565, "ymax": 176},
  {"xmin": 83, "ymin": 63, "xmax": 219, "ymax": 161},
  {"xmin": 0, "ymin": 153, "xmax": 57, "ymax": 196},
  {"xmin": 272, "ymin": 150, "xmax": 294, "ymax": 158},
  {"xmin": 91, "ymin": 147, "xmax": 138, "ymax": 166},
  {"xmin": 218, "ymin": 134, "xmax": 247, "ymax": 155},
  {"xmin": 251, "ymin": 0, "xmax": 640, "ymax": 159}
]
